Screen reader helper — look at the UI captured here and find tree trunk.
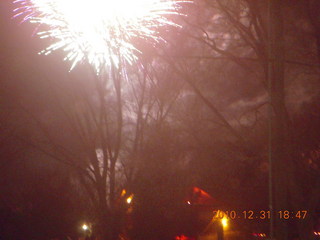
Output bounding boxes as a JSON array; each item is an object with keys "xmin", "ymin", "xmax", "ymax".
[
  {"xmin": 269, "ymin": 0, "xmax": 289, "ymax": 239},
  {"xmin": 217, "ymin": 222, "xmax": 224, "ymax": 240}
]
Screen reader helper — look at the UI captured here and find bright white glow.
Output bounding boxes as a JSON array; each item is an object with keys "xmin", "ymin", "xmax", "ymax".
[
  {"xmin": 126, "ymin": 195, "xmax": 133, "ymax": 204},
  {"xmin": 82, "ymin": 224, "xmax": 88, "ymax": 231},
  {"xmin": 13, "ymin": 0, "xmax": 188, "ymax": 73}
]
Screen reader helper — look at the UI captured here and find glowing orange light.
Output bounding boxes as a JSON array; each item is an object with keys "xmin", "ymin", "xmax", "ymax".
[
  {"xmin": 121, "ymin": 189, "xmax": 126, "ymax": 197},
  {"xmin": 221, "ymin": 217, "xmax": 228, "ymax": 228}
]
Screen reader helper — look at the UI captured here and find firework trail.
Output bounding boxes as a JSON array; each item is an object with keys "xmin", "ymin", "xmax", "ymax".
[{"xmin": 13, "ymin": 0, "xmax": 187, "ymax": 73}]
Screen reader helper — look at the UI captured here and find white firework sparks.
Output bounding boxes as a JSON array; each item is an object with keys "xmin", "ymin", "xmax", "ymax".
[{"xmin": 13, "ymin": 0, "xmax": 187, "ymax": 73}]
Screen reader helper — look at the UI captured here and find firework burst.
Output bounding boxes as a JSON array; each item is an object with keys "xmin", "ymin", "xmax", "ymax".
[{"xmin": 13, "ymin": 0, "xmax": 187, "ymax": 73}]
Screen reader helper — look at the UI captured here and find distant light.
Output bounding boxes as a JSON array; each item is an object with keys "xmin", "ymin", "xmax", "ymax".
[
  {"xmin": 315, "ymin": 231, "xmax": 320, "ymax": 235},
  {"xmin": 82, "ymin": 224, "xmax": 88, "ymax": 231},
  {"xmin": 121, "ymin": 189, "xmax": 126, "ymax": 197},
  {"xmin": 126, "ymin": 194, "xmax": 133, "ymax": 204},
  {"xmin": 252, "ymin": 233, "xmax": 266, "ymax": 238},
  {"xmin": 187, "ymin": 201, "xmax": 191, "ymax": 205},
  {"xmin": 221, "ymin": 217, "xmax": 228, "ymax": 228},
  {"xmin": 175, "ymin": 235, "xmax": 190, "ymax": 240}
]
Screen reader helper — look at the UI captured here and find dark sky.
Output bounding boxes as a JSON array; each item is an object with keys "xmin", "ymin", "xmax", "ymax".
[
  {"xmin": 0, "ymin": 3, "xmax": 84, "ymax": 218},
  {"xmin": 0, "ymin": 0, "xmax": 88, "ymax": 121},
  {"xmin": 1, "ymin": 0, "xmax": 51, "ymax": 107},
  {"xmin": 0, "ymin": 1, "xmax": 81, "ymax": 175}
]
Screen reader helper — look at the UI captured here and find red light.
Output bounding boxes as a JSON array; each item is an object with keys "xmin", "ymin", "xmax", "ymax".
[
  {"xmin": 252, "ymin": 233, "xmax": 266, "ymax": 238},
  {"xmin": 175, "ymin": 235, "xmax": 194, "ymax": 240}
]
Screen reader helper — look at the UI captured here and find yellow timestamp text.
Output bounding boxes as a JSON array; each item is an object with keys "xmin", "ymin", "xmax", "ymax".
[{"xmin": 213, "ymin": 210, "xmax": 308, "ymax": 220}]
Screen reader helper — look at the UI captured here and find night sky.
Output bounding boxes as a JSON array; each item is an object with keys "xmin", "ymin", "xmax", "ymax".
[{"xmin": 0, "ymin": 1, "xmax": 319, "ymax": 240}]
